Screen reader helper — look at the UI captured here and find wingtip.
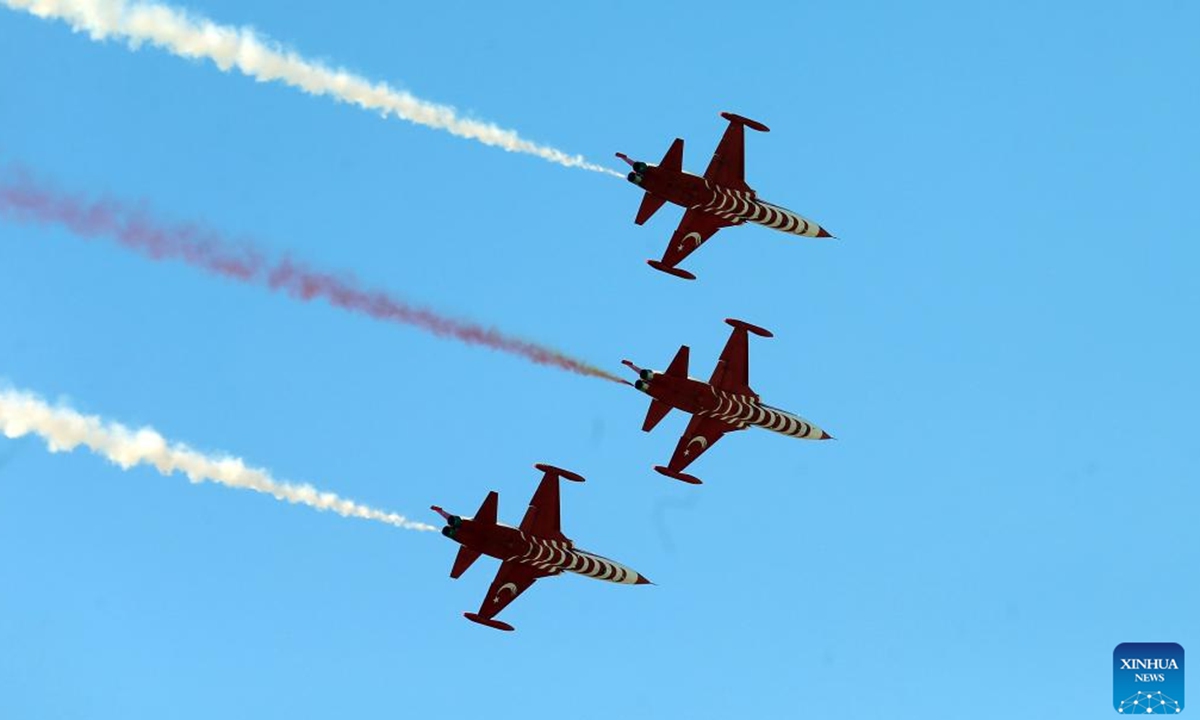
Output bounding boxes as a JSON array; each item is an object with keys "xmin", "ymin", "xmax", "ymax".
[
  {"xmin": 646, "ymin": 259, "xmax": 696, "ymax": 280},
  {"xmin": 654, "ymin": 465, "xmax": 703, "ymax": 484},
  {"xmin": 720, "ymin": 111, "xmax": 770, "ymax": 133},
  {"xmin": 463, "ymin": 612, "xmax": 515, "ymax": 631},
  {"xmin": 725, "ymin": 318, "xmax": 774, "ymax": 338},
  {"xmin": 533, "ymin": 463, "xmax": 586, "ymax": 483}
]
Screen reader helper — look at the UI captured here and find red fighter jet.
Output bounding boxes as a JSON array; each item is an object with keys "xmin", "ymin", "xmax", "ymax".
[
  {"xmin": 431, "ymin": 464, "xmax": 651, "ymax": 632},
  {"xmin": 616, "ymin": 111, "xmax": 833, "ymax": 280},
  {"xmin": 623, "ymin": 318, "xmax": 833, "ymax": 484}
]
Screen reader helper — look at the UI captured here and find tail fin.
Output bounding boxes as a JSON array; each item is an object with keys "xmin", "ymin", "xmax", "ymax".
[
  {"xmin": 659, "ymin": 138, "xmax": 684, "ymax": 172},
  {"xmin": 473, "ymin": 491, "xmax": 498, "ymax": 525},
  {"xmin": 448, "ymin": 490, "xmax": 497, "ymax": 578},
  {"xmin": 633, "ymin": 138, "xmax": 683, "ymax": 225},
  {"xmin": 641, "ymin": 346, "xmax": 689, "ymax": 433},
  {"xmin": 664, "ymin": 345, "xmax": 689, "ymax": 378}
]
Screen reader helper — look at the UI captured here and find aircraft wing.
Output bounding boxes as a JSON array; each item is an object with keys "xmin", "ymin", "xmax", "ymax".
[
  {"xmin": 709, "ymin": 324, "xmax": 754, "ymax": 396},
  {"xmin": 519, "ymin": 467, "xmax": 567, "ymax": 542},
  {"xmin": 655, "ymin": 208, "xmax": 732, "ymax": 274},
  {"xmin": 703, "ymin": 117, "xmax": 751, "ymax": 192},
  {"xmin": 467, "ymin": 560, "xmax": 544, "ymax": 631},
  {"xmin": 664, "ymin": 414, "xmax": 741, "ymax": 474}
]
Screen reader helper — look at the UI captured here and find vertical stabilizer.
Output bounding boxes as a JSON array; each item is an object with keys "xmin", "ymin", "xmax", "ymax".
[
  {"xmin": 659, "ymin": 137, "xmax": 684, "ymax": 172},
  {"xmin": 633, "ymin": 138, "xmax": 683, "ymax": 225},
  {"xmin": 473, "ymin": 491, "xmax": 498, "ymax": 525},
  {"xmin": 641, "ymin": 346, "xmax": 689, "ymax": 432},
  {"xmin": 664, "ymin": 345, "xmax": 689, "ymax": 378}
]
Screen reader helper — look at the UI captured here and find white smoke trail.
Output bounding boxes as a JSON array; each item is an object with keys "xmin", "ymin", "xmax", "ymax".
[
  {"xmin": 2, "ymin": 0, "xmax": 622, "ymax": 177},
  {"xmin": 0, "ymin": 386, "xmax": 436, "ymax": 531}
]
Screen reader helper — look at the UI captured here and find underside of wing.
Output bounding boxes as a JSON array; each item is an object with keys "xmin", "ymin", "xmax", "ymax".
[
  {"xmin": 709, "ymin": 326, "xmax": 753, "ymax": 396},
  {"xmin": 519, "ymin": 468, "xmax": 568, "ymax": 543},
  {"xmin": 704, "ymin": 118, "xmax": 750, "ymax": 192},
  {"xmin": 467, "ymin": 560, "xmax": 543, "ymax": 631},
  {"xmin": 664, "ymin": 414, "xmax": 740, "ymax": 475},
  {"xmin": 709, "ymin": 318, "xmax": 772, "ymax": 396},
  {"xmin": 654, "ymin": 209, "xmax": 731, "ymax": 275}
]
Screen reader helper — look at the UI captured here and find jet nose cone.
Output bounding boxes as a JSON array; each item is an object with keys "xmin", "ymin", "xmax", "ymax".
[
  {"xmin": 819, "ymin": 430, "xmax": 834, "ymax": 440},
  {"xmin": 816, "ymin": 227, "xmax": 834, "ymax": 238},
  {"xmin": 635, "ymin": 574, "xmax": 653, "ymax": 585}
]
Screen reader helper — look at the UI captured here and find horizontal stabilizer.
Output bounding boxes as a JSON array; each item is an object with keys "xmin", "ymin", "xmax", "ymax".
[
  {"xmin": 642, "ymin": 398, "xmax": 673, "ymax": 433},
  {"xmin": 450, "ymin": 545, "xmax": 482, "ymax": 579},
  {"xmin": 635, "ymin": 192, "xmax": 667, "ymax": 225}
]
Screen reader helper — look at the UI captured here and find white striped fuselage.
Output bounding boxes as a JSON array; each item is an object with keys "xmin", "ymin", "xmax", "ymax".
[
  {"xmin": 508, "ymin": 533, "xmax": 645, "ymax": 585},
  {"xmin": 697, "ymin": 387, "xmax": 826, "ymax": 440},
  {"xmin": 692, "ymin": 181, "xmax": 825, "ymax": 238}
]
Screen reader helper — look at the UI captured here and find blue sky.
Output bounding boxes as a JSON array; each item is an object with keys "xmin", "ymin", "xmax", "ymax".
[{"xmin": 1, "ymin": 1, "xmax": 1197, "ymax": 718}]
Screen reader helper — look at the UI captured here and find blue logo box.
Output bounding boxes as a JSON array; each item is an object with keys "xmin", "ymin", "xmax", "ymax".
[{"xmin": 1114, "ymin": 642, "xmax": 1184, "ymax": 714}]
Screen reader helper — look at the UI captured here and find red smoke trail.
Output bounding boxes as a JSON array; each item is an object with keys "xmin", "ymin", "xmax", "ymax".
[{"xmin": 0, "ymin": 170, "xmax": 623, "ymax": 384}]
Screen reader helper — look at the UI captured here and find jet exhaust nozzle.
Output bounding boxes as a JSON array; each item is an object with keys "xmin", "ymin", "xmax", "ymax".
[
  {"xmin": 639, "ymin": 368, "xmax": 654, "ymax": 381},
  {"xmin": 616, "ymin": 153, "xmax": 649, "ymax": 179},
  {"xmin": 634, "ymin": 379, "xmax": 650, "ymax": 392},
  {"xmin": 435, "ymin": 508, "xmax": 463, "ymax": 538}
]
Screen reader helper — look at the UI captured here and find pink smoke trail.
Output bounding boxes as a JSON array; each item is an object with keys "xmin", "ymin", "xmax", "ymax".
[{"xmin": 0, "ymin": 169, "xmax": 623, "ymax": 384}]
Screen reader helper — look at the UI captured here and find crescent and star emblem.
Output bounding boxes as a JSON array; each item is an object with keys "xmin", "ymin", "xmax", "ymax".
[
  {"xmin": 677, "ymin": 231, "xmax": 704, "ymax": 252},
  {"xmin": 684, "ymin": 435, "xmax": 709, "ymax": 456},
  {"xmin": 492, "ymin": 582, "xmax": 520, "ymax": 603}
]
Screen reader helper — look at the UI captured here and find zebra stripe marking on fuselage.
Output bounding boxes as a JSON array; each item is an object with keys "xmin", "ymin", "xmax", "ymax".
[
  {"xmin": 508, "ymin": 533, "xmax": 643, "ymax": 585},
  {"xmin": 697, "ymin": 387, "xmax": 820, "ymax": 439},
  {"xmin": 690, "ymin": 181, "xmax": 818, "ymax": 237}
]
